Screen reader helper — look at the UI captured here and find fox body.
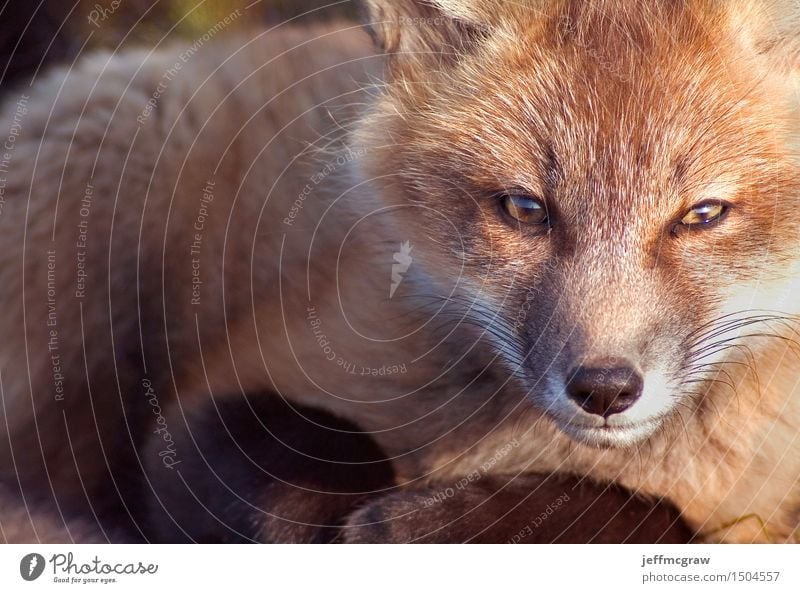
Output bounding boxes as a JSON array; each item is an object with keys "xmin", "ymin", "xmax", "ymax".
[{"xmin": 1, "ymin": 0, "xmax": 799, "ymax": 542}]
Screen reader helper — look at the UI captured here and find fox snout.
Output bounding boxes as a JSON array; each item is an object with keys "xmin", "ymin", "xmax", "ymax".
[
  {"xmin": 535, "ymin": 345, "xmax": 678, "ymax": 448},
  {"xmin": 511, "ymin": 262, "xmax": 693, "ymax": 448},
  {"xmin": 565, "ymin": 360, "xmax": 643, "ymax": 418}
]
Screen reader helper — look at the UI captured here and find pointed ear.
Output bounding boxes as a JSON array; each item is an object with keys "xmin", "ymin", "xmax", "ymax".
[
  {"xmin": 728, "ymin": 0, "xmax": 800, "ymax": 73},
  {"xmin": 360, "ymin": 0, "xmax": 493, "ymax": 72}
]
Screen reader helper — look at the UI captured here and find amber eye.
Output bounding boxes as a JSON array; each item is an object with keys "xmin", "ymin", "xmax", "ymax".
[
  {"xmin": 502, "ymin": 194, "xmax": 549, "ymax": 225},
  {"xmin": 677, "ymin": 200, "xmax": 730, "ymax": 229}
]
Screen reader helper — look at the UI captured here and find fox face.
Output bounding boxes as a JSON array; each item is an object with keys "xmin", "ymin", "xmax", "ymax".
[{"xmin": 358, "ymin": 0, "xmax": 800, "ymax": 447}]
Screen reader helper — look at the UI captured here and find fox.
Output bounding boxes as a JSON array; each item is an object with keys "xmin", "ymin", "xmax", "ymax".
[{"xmin": 0, "ymin": 0, "xmax": 799, "ymax": 543}]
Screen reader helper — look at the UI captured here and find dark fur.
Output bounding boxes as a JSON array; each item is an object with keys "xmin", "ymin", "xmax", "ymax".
[
  {"xmin": 144, "ymin": 397, "xmax": 692, "ymax": 543},
  {"xmin": 144, "ymin": 396, "xmax": 395, "ymax": 543},
  {"xmin": 342, "ymin": 475, "xmax": 693, "ymax": 543}
]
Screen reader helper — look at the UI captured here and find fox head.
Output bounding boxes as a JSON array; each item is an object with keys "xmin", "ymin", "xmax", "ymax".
[{"xmin": 355, "ymin": 0, "xmax": 800, "ymax": 447}]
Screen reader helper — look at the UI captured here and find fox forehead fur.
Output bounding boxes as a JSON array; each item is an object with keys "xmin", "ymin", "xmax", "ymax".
[{"xmin": 356, "ymin": 0, "xmax": 800, "ymax": 540}]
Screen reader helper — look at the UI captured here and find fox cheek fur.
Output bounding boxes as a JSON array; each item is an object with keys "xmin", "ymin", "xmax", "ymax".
[{"xmin": 358, "ymin": 0, "xmax": 800, "ymax": 449}]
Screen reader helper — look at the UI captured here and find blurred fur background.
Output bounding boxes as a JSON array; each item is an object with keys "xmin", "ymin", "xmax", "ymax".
[{"xmin": 1, "ymin": 0, "xmax": 355, "ymax": 91}]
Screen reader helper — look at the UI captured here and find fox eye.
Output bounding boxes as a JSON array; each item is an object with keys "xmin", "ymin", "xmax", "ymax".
[
  {"xmin": 677, "ymin": 200, "xmax": 730, "ymax": 229},
  {"xmin": 501, "ymin": 194, "xmax": 549, "ymax": 225}
]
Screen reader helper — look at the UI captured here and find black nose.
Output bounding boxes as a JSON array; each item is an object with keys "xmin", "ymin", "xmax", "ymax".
[{"xmin": 566, "ymin": 362, "xmax": 643, "ymax": 418}]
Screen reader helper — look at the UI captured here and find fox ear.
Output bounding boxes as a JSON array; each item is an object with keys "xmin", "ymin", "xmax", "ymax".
[
  {"xmin": 728, "ymin": 0, "xmax": 800, "ymax": 73},
  {"xmin": 360, "ymin": 0, "xmax": 493, "ymax": 71}
]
